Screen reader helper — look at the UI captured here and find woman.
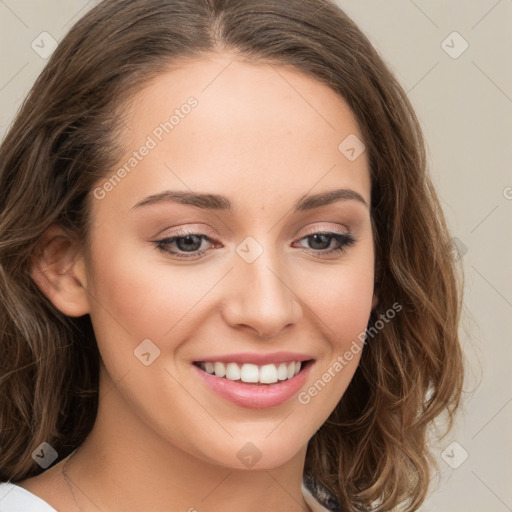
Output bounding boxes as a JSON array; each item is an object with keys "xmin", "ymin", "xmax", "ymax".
[{"xmin": 0, "ymin": 0, "xmax": 465, "ymax": 510}]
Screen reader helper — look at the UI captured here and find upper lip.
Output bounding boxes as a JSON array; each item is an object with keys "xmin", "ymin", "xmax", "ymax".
[{"xmin": 193, "ymin": 351, "xmax": 314, "ymax": 366}]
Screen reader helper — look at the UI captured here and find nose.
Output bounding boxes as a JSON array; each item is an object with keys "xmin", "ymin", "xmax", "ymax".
[{"xmin": 221, "ymin": 250, "xmax": 303, "ymax": 338}]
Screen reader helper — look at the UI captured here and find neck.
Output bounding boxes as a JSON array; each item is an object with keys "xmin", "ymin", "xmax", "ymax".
[{"xmin": 63, "ymin": 366, "xmax": 313, "ymax": 512}]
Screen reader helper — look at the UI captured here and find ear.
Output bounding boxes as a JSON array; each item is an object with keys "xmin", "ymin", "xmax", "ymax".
[
  {"xmin": 29, "ymin": 224, "xmax": 90, "ymax": 317},
  {"xmin": 371, "ymin": 294, "xmax": 378, "ymax": 310}
]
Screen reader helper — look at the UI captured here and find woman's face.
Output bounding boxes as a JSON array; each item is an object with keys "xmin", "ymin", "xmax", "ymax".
[{"xmin": 83, "ymin": 53, "xmax": 375, "ymax": 469}]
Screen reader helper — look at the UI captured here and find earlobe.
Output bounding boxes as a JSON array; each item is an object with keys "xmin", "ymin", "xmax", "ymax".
[{"xmin": 30, "ymin": 225, "xmax": 90, "ymax": 317}]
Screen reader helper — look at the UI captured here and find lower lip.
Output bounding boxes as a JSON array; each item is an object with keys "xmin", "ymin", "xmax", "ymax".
[{"xmin": 192, "ymin": 362, "xmax": 313, "ymax": 409}]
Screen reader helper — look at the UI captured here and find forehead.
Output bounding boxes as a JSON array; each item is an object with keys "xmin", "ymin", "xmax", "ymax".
[{"xmin": 97, "ymin": 53, "xmax": 371, "ymax": 213}]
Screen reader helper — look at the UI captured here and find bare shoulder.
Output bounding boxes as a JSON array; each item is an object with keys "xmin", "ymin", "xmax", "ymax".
[{"xmin": 16, "ymin": 462, "xmax": 76, "ymax": 511}]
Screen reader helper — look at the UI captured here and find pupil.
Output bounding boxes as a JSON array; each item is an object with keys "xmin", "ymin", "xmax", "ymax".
[
  {"xmin": 178, "ymin": 235, "xmax": 201, "ymax": 252},
  {"xmin": 309, "ymin": 234, "xmax": 329, "ymax": 250}
]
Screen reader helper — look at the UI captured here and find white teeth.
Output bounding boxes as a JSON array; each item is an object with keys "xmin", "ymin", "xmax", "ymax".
[
  {"xmin": 214, "ymin": 362, "xmax": 226, "ymax": 378},
  {"xmin": 277, "ymin": 363, "xmax": 289, "ymax": 381},
  {"xmin": 260, "ymin": 364, "xmax": 278, "ymax": 384},
  {"xmin": 225, "ymin": 362, "xmax": 241, "ymax": 380},
  {"xmin": 240, "ymin": 363, "xmax": 259, "ymax": 383},
  {"xmin": 198, "ymin": 360, "xmax": 307, "ymax": 383}
]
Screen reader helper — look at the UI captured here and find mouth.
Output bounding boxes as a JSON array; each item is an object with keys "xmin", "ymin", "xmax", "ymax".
[
  {"xmin": 191, "ymin": 357, "xmax": 315, "ymax": 409},
  {"xmin": 192, "ymin": 359, "xmax": 314, "ymax": 386}
]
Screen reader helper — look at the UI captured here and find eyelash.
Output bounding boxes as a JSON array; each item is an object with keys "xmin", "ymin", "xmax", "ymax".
[{"xmin": 153, "ymin": 228, "xmax": 356, "ymax": 260}]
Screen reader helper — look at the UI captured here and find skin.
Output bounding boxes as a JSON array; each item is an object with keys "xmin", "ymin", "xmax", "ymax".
[{"xmin": 21, "ymin": 52, "xmax": 377, "ymax": 512}]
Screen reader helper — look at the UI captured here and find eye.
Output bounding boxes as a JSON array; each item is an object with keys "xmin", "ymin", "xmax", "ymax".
[
  {"xmin": 293, "ymin": 231, "xmax": 356, "ymax": 257},
  {"xmin": 153, "ymin": 230, "xmax": 215, "ymax": 259},
  {"xmin": 153, "ymin": 229, "xmax": 356, "ymax": 260}
]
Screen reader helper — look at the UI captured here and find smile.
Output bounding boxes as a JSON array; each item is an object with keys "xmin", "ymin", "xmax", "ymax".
[
  {"xmin": 192, "ymin": 359, "xmax": 314, "ymax": 408},
  {"xmin": 193, "ymin": 360, "xmax": 313, "ymax": 385}
]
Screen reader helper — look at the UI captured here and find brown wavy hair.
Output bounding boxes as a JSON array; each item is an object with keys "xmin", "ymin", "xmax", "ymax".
[{"xmin": 0, "ymin": 0, "xmax": 465, "ymax": 510}]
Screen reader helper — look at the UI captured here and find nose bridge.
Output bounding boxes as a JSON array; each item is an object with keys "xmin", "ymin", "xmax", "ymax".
[{"xmin": 223, "ymin": 238, "xmax": 302, "ymax": 337}]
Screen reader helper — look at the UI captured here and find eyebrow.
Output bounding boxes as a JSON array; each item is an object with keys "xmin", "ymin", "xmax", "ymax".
[{"xmin": 130, "ymin": 187, "xmax": 368, "ymax": 212}]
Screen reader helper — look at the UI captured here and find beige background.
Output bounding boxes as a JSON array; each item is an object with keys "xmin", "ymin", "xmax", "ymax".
[{"xmin": 1, "ymin": 1, "xmax": 511, "ymax": 511}]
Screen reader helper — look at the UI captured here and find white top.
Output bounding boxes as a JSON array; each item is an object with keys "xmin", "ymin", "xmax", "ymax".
[{"xmin": 0, "ymin": 480, "xmax": 332, "ymax": 512}]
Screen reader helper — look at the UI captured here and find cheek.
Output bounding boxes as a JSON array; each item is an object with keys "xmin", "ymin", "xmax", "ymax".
[
  {"xmin": 86, "ymin": 232, "xmax": 211, "ymax": 343},
  {"xmin": 328, "ymin": 270, "xmax": 374, "ymax": 343},
  {"xmin": 293, "ymin": 255, "xmax": 375, "ymax": 344},
  {"xmin": 294, "ymin": 264, "xmax": 373, "ymax": 421}
]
